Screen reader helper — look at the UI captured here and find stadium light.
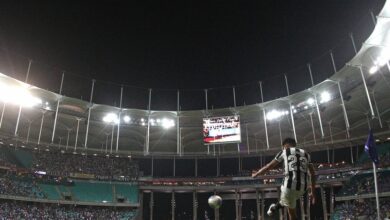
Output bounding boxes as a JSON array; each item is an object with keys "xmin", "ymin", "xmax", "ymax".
[
  {"xmin": 306, "ymin": 97, "xmax": 315, "ymax": 106},
  {"xmin": 0, "ymin": 82, "xmax": 42, "ymax": 107},
  {"xmin": 266, "ymin": 109, "xmax": 289, "ymax": 121},
  {"xmin": 102, "ymin": 113, "xmax": 119, "ymax": 124},
  {"xmin": 320, "ymin": 91, "xmax": 331, "ymax": 103},
  {"xmin": 369, "ymin": 66, "xmax": 379, "ymax": 74},
  {"xmin": 123, "ymin": 115, "xmax": 131, "ymax": 123},
  {"xmin": 161, "ymin": 118, "xmax": 175, "ymax": 129}
]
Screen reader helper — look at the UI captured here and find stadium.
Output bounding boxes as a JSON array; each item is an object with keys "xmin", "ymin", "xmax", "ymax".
[{"xmin": 0, "ymin": 0, "xmax": 390, "ymax": 220}]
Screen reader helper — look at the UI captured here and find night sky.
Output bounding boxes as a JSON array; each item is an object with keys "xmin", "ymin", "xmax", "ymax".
[{"xmin": 0, "ymin": 0, "xmax": 385, "ymax": 92}]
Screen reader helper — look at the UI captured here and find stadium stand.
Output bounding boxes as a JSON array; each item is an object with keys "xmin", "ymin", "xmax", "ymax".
[
  {"xmin": 0, "ymin": 174, "xmax": 44, "ymax": 199},
  {"xmin": 331, "ymin": 198, "xmax": 390, "ymax": 220},
  {"xmin": 0, "ymin": 199, "xmax": 137, "ymax": 220}
]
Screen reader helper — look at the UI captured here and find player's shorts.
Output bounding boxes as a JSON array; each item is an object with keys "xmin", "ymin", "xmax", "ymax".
[{"xmin": 279, "ymin": 186, "xmax": 305, "ymax": 209}]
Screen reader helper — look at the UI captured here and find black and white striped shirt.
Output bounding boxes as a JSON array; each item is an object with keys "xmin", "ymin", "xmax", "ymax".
[{"xmin": 274, "ymin": 147, "xmax": 311, "ymax": 191}]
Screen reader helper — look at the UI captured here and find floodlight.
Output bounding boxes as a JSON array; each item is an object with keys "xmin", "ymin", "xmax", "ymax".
[
  {"xmin": 266, "ymin": 109, "xmax": 288, "ymax": 121},
  {"xmin": 306, "ymin": 97, "xmax": 315, "ymax": 106},
  {"xmin": 320, "ymin": 91, "xmax": 331, "ymax": 103},
  {"xmin": 161, "ymin": 118, "xmax": 175, "ymax": 129},
  {"xmin": 369, "ymin": 66, "xmax": 379, "ymax": 74},
  {"xmin": 123, "ymin": 115, "xmax": 131, "ymax": 123},
  {"xmin": 103, "ymin": 113, "xmax": 119, "ymax": 124},
  {"xmin": 0, "ymin": 83, "xmax": 42, "ymax": 107}
]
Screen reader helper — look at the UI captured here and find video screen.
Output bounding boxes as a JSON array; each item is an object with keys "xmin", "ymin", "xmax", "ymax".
[{"xmin": 203, "ymin": 115, "xmax": 241, "ymax": 145}]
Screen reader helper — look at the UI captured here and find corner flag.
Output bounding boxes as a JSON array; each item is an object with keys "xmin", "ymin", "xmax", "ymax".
[
  {"xmin": 364, "ymin": 129, "xmax": 379, "ymax": 164},
  {"xmin": 364, "ymin": 129, "xmax": 381, "ymax": 220}
]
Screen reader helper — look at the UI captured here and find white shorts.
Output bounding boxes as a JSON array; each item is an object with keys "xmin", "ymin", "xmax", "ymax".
[{"xmin": 279, "ymin": 186, "xmax": 305, "ymax": 209}]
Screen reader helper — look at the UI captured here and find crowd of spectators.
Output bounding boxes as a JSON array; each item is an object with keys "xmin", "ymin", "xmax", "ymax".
[
  {"xmin": 332, "ymin": 198, "xmax": 390, "ymax": 220},
  {"xmin": 0, "ymin": 174, "xmax": 45, "ymax": 199},
  {"xmin": 0, "ymin": 200, "xmax": 137, "ymax": 220},
  {"xmin": 338, "ymin": 171, "xmax": 390, "ymax": 197},
  {"xmin": 33, "ymin": 151, "xmax": 139, "ymax": 181}
]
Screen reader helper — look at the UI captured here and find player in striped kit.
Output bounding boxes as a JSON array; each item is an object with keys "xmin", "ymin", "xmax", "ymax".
[{"xmin": 252, "ymin": 138, "xmax": 316, "ymax": 220}]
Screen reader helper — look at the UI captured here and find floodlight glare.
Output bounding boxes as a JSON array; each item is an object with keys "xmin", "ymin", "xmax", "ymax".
[
  {"xmin": 369, "ymin": 66, "xmax": 379, "ymax": 74},
  {"xmin": 123, "ymin": 115, "xmax": 131, "ymax": 123},
  {"xmin": 306, "ymin": 97, "xmax": 315, "ymax": 106},
  {"xmin": 320, "ymin": 91, "xmax": 331, "ymax": 103},
  {"xmin": 0, "ymin": 83, "xmax": 42, "ymax": 107},
  {"xmin": 161, "ymin": 118, "xmax": 175, "ymax": 129},
  {"xmin": 102, "ymin": 113, "xmax": 119, "ymax": 124},
  {"xmin": 266, "ymin": 109, "xmax": 288, "ymax": 121}
]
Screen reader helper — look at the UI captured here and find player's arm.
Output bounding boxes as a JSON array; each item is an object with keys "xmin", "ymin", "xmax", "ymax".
[
  {"xmin": 251, "ymin": 159, "xmax": 279, "ymax": 178},
  {"xmin": 308, "ymin": 163, "xmax": 316, "ymax": 204}
]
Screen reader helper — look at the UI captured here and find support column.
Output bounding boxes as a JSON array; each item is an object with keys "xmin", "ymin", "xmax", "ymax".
[
  {"xmin": 37, "ymin": 111, "xmax": 46, "ymax": 145},
  {"xmin": 337, "ymin": 82, "xmax": 350, "ymax": 138},
  {"xmin": 372, "ymin": 92, "xmax": 383, "ymax": 128},
  {"xmin": 320, "ymin": 185, "xmax": 328, "ymax": 220},
  {"xmin": 173, "ymin": 157, "xmax": 176, "ymax": 177},
  {"xmin": 256, "ymin": 190, "xmax": 260, "ymax": 220},
  {"xmin": 177, "ymin": 90, "xmax": 181, "ymax": 155},
  {"xmin": 245, "ymin": 123, "xmax": 250, "ymax": 154},
  {"xmin": 263, "ymin": 109, "xmax": 269, "ymax": 149},
  {"xmin": 350, "ymin": 144, "xmax": 354, "ymax": 164},
  {"xmin": 259, "ymin": 82, "xmax": 269, "ymax": 150},
  {"xmin": 359, "ymin": 66, "xmax": 375, "ymax": 118},
  {"xmin": 217, "ymin": 157, "xmax": 220, "ymax": 177},
  {"xmin": 26, "ymin": 120, "xmax": 32, "ymax": 144},
  {"xmin": 261, "ymin": 191, "xmax": 265, "ymax": 220},
  {"xmin": 349, "ymin": 33, "xmax": 358, "ymax": 54},
  {"xmin": 110, "ymin": 124, "xmax": 114, "ymax": 154},
  {"xmin": 193, "ymin": 191, "xmax": 197, "ymax": 220},
  {"xmin": 285, "ymin": 75, "xmax": 297, "ymax": 142},
  {"xmin": 308, "ymin": 63, "xmax": 324, "ymax": 138},
  {"xmin": 145, "ymin": 89, "xmax": 152, "ymax": 154},
  {"xmin": 151, "ymin": 157, "xmax": 154, "ymax": 177},
  {"xmin": 171, "ymin": 191, "xmax": 175, "ymax": 220},
  {"xmin": 14, "ymin": 59, "xmax": 33, "ymax": 137},
  {"xmin": 328, "ymin": 121, "xmax": 333, "ymax": 144},
  {"xmin": 74, "ymin": 118, "xmax": 81, "ymax": 151},
  {"xmin": 139, "ymin": 191, "xmax": 144, "ymax": 220},
  {"xmin": 0, "ymin": 103, "xmax": 5, "ymax": 129},
  {"xmin": 330, "ymin": 187, "xmax": 334, "ymax": 216},
  {"xmin": 66, "ymin": 129, "xmax": 71, "ymax": 151},
  {"xmin": 195, "ymin": 158, "xmax": 198, "ymax": 177},
  {"xmin": 150, "ymin": 192, "xmax": 154, "ymax": 220},
  {"xmin": 309, "ymin": 113, "xmax": 316, "ymax": 144},
  {"xmin": 235, "ymin": 190, "xmax": 239, "ymax": 220},
  {"xmin": 116, "ymin": 86, "xmax": 123, "ymax": 152},
  {"xmin": 51, "ymin": 72, "xmax": 65, "ymax": 143},
  {"xmin": 330, "ymin": 50, "xmax": 337, "ymax": 73}
]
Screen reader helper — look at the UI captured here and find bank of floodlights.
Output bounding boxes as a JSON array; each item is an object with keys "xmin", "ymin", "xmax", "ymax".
[
  {"xmin": 0, "ymin": 82, "xmax": 42, "ymax": 107},
  {"xmin": 266, "ymin": 109, "xmax": 289, "ymax": 121},
  {"xmin": 102, "ymin": 112, "xmax": 175, "ymax": 129},
  {"xmin": 102, "ymin": 113, "xmax": 119, "ymax": 124}
]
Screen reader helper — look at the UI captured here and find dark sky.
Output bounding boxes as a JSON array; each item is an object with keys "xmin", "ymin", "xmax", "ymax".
[{"xmin": 0, "ymin": 0, "xmax": 385, "ymax": 91}]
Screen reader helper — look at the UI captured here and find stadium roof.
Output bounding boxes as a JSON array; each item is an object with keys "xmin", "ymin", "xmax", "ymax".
[{"xmin": 0, "ymin": 1, "xmax": 390, "ymax": 157}]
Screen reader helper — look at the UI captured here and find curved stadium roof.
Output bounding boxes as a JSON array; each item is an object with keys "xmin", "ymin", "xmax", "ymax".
[{"xmin": 1, "ymin": 1, "xmax": 390, "ymax": 158}]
